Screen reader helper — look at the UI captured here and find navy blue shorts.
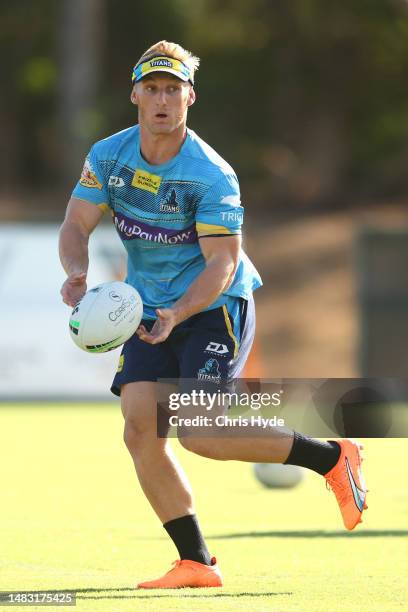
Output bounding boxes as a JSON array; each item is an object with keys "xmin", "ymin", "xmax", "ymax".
[{"xmin": 111, "ymin": 295, "xmax": 255, "ymax": 396}]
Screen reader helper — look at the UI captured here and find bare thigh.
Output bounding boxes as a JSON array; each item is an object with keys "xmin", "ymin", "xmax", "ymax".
[{"xmin": 121, "ymin": 381, "xmax": 177, "ymax": 443}]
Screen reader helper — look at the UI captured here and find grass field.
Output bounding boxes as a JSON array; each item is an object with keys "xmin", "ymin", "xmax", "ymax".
[{"xmin": 1, "ymin": 404, "xmax": 407, "ymax": 611}]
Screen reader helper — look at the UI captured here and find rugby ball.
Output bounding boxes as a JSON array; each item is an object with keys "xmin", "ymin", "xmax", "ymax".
[
  {"xmin": 69, "ymin": 281, "xmax": 143, "ymax": 353},
  {"xmin": 253, "ymin": 463, "xmax": 304, "ymax": 489}
]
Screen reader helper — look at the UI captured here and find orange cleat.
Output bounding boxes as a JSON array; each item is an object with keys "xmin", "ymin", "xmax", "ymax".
[
  {"xmin": 137, "ymin": 557, "xmax": 223, "ymax": 589},
  {"xmin": 324, "ymin": 439, "xmax": 368, "ymax": 530}
]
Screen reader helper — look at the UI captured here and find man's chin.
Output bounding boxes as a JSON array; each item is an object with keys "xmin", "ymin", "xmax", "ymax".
[
  {"xmin": 151, "ymin": 127, "xmax": 174, "ymax": 135},
  {"xmin": 147, "ymin": 120, "xmax": 183, "ymax": 136},
  {"xmin": 144, "ymin": 120, "xmax": 170, "ymax": 134}
]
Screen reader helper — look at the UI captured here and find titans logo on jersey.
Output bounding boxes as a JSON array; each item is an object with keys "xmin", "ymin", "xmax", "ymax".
[{"xmin": 72, "ymin": 125, "xmax": 262, "ymax": 318}]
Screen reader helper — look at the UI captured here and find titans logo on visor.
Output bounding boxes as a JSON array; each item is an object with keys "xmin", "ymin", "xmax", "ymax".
[{"xmin": 132, "ymin": 56, "xmax": 193, "ymax": 84}]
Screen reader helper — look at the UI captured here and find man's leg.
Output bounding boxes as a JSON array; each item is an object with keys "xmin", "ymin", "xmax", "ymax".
[
  {"xmin": 178, "ymin": 424, "xmax": 340, "ymax": 476},
  {"xmin": 121, "ymin": 381, "xmax": 222, "ymax": 588},
  {"xmin": 178, "ymin": 423, "xmax": 366, "ymax": 531},
  {"xmin": 121, "ymin": 381, "xmax": 193, "ymax": 523},
  {"xmin": 174, "ymin": 294, "xmax": 367, "ymax": 531}
]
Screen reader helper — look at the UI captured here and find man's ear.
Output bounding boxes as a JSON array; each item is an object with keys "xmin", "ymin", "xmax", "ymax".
[
  {"xmin": 130, "ymin": 86, "xmax": 138, "ymax": 106},
  {"xmin": 187, "ymin": 87, "xmax": 196, "ymax": 107}
]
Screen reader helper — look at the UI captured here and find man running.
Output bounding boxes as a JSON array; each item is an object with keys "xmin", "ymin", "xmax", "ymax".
[{"xmin": 59, "ymin": 40, "xmax": 367, "ymax": 589}]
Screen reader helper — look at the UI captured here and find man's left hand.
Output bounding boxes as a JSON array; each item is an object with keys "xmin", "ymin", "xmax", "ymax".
[{"xmin": 136, "ymin": 308, "xmax": 178, "ymax": 344}]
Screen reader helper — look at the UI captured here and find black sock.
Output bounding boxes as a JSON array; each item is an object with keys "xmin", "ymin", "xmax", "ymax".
[
  {"xmin": 163, "ymin": 514, "xmax": 212, "ymax": 565},
  {"xmin": 284, "ymin": 432, "xmax": 341, "ymax": 475}
]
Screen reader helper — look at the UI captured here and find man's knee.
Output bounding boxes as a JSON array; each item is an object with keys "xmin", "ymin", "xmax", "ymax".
[
  {"xmin": 123, "ymin": 417, "xmax": 148, "ymax": 451},
  {"xmin": 178, "ymin": 434, "xmax": 225, "ymax": 460},
  {"xmin": 121, "ymin": 382, "xmax": 160, "ymax": 452},
  {"xmin": 123, "ymin": 417, "xmax": 168, "ymax": 460}
]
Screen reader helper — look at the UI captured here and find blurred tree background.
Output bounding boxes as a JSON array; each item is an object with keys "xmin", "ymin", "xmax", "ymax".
[{"xmin": 1, "ymin": 0, "xmax": 408, "ymax": 220}]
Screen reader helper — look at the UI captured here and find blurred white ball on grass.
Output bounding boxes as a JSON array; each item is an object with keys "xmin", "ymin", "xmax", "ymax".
[{"xmin": 253, "ymin": 463, "xmax": 305, "ymax": 489}]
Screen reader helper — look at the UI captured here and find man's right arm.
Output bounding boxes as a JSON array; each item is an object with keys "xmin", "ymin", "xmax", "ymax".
[{"xmin": 59, "ymin": 197, "xmax": 105, "ymax": 307}]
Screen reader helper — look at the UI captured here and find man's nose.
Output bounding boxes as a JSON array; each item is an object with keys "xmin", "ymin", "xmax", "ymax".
[{"xmin": 157, "ymin": 89, "xmax": 167, "ymax": 105}]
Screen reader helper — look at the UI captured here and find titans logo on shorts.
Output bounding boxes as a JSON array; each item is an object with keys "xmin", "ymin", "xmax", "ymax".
[
  {"xmin": 111, "ymin": 296, "xmax": 255, "ymax": 396},
  {"xmin": 72, "ymin": 125, "xmax": 262, "ymax": 319}
]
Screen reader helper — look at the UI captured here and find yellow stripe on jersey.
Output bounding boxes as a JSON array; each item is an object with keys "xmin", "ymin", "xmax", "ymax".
[
  {"xmin": 222, "ymin": 305, "xmax": 239, "ymax": 358},
  {"xmin": 76, "ymin": 199, "xmax": 109, "ymax": 212},
  {"xmin": 98, "ymin": 203, "xmax": 110, "ymax": 212},
  {"xmin": 196, "ymin": 222, "xmax": 234, "ymax": 236},
  {"xmin": 117, "ymin": 354, "xmax": 124, "ymax": 373}
]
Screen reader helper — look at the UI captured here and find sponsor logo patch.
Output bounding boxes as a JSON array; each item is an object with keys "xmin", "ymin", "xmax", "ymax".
[
  {"xmin": 205, "ymin": 342, "xmax": 229, "ymax": 355},
  {"xmin": 79, "ymin": 157, "xmax": 102, "ymax": 189},
  {"xmin": 108, "ymin": 175, "xmax": 125, "ymax": 187},
  {"xmin": 132, "ymin": 169, "xmax": 162, "ymax": 194},
  {"xmin": 197, "ymin": 358, "xmax": 221, "ymax": 384},
  {"xmin": 114, "ymin": 211, "xmax": 197, "ymax": 244}
]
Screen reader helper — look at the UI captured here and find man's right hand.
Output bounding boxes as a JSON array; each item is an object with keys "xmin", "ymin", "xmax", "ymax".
[{"xmin": 60, "ymin": 272, "xmax": 87, "ymax": 307}]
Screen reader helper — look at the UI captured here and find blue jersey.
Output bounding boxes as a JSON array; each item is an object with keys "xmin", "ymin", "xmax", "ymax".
[{"xmin": 72, "ymin": 125, "xmax": 262, "ymax": 318}]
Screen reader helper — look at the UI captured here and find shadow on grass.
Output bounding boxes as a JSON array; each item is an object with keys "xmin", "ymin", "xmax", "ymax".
[
  {"xmin": 137, "ymin": 529, "xmax": 408, "ymax": 541},
  {"xmin": 208, "ymin": 529, "xmax": 408, "ymax": 539},
  {"xmin": 76, "ymin": 590, "xmax": 292, "ymax": 601}
]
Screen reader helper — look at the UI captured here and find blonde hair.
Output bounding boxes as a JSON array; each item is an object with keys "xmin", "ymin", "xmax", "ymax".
[{"xmin": 136, "ymin": 40, "xmax": 200, "ymax": 81}]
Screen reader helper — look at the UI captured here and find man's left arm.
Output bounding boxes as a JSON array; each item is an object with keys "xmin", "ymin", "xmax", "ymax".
[{"xmin": 137, "ymin": 235, "xmax": 241, "ymax": 344}]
